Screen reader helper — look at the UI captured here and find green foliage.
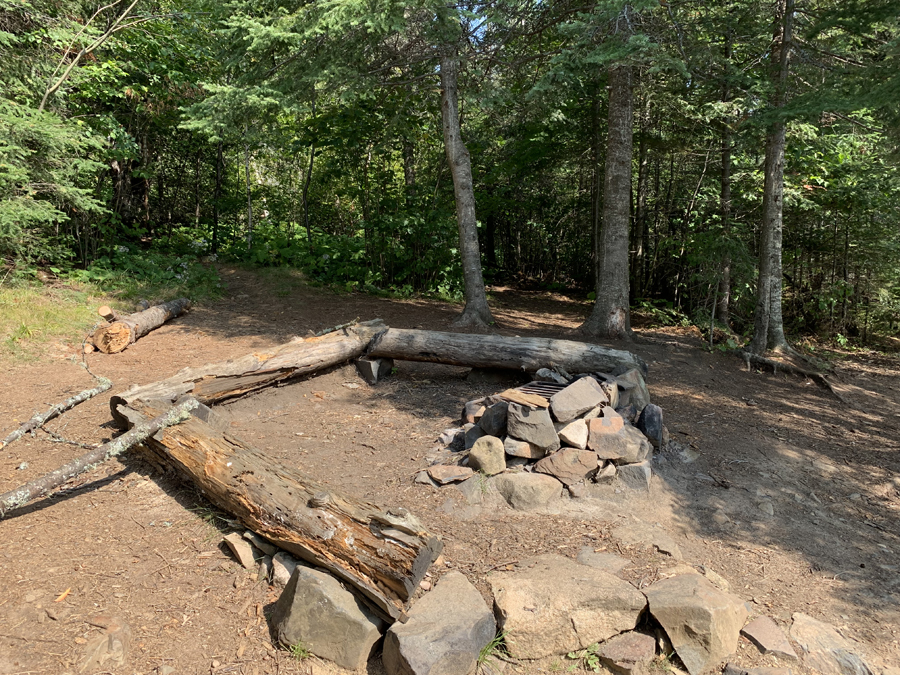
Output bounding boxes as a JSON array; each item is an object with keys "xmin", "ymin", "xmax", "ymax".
[
  {"xmin": 566, "ymin": 642, "xmax": 602, "ymax": 673},
  {"xmin": 288, "ymin": 640, "xmax": 310, "ymax": 661},
  {"xmin": 477, "ymin": 631, "xmax": 508, "ymax": 671}
]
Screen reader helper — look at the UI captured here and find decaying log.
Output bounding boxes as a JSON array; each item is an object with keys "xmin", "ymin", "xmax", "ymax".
[
  {"xmin": 109, "ymin": 320, "xmax": 387, "ymax": 426},
  {"xmin": 368, "ymin": 328, "xmax": 647, "ymax": 376},
  {"xmin": 117, "ymin": 398, "xmax": 442, "ymax": 622},
  {"xmin": 0, "ymin": 399, "xmax": 198, "ymax": 518},
  {"xmin": 92, "ymin": 297, "xmax": 192, "ymax": 354},
  {"xmin": 0, "ymin": 377, "xmax": 112, "ymax": 451}
]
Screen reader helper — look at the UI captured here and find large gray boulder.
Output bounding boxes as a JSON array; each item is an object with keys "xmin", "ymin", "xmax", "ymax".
[
  {"xmin": 271, "ymin": 565, "xmax": 384, "ymax": 671},
  {"xmin": 645, "ymin": 574, "xmax": 749, "ymax": 675},
  {"xmin": 507, "ymin": 403, "xmax": 560, "ymax": 453},
  {"xmin": 790, "ymin": 612, "xmax": 874, "ymax": 675},
  {"xmin": 490, "ymin": 554, "xmax": 646, "ymax": 659},
  {"xmin": 383, "ymin": 571, "xmax": 496, "ymax": 675},
  {"xmin": 616, "ymin": 369, "xmax": 651, "ymax": 411},
  {"xmin": 478, "ymin": 401, "xmax": 509, "ymax": 437},
  {"xmin": 492, "ymin": 473, "xmax": 563, "ymax": 510},
  {"xmin": 533, "ymin": 447, "xmax": 599, "ymax": 486},
  {"xmin": 549, "ymin": 377, "xmax": 608, "ymax": 423}
]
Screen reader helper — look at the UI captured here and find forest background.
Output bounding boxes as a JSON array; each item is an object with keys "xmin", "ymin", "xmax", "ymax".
[{"xmin": 1, "ymin": 0, "xmax": 899, "ymax": 353}]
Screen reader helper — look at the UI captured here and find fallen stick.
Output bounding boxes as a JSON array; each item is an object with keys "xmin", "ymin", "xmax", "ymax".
[
  {"xmin": 0, "ymin": 377, "xmax": 112, "ymax": 451},
  {"xmin": 0, "ymin": 398, "xmax": 198, "ymax": 518},
  {"xmin": 92, "ymin": 297, "xmax": 192, "ymax": 354}
]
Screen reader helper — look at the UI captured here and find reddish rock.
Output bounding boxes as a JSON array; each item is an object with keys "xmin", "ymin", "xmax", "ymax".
[
  {"xmin": 598, "ymin": 631, "xmax": 657, "ymax": 675},
  {"xmin": 534, "ymin": 448, "xmax": 599, "ymax": 486}
]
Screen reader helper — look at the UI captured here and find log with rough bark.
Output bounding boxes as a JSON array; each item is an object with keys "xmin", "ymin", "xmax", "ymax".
[
  {"xmin": 367, "ymin": 328, "xmax": 647, "ymax": 376},
  {"xmin": 109, "ymin": 320, "xmax": 386, "ymax": 426},
  {"xmin": 0, "ymin": 377, "xmax": 112, "ymax": 451},
  {"xmin": 0, "ymin": 399, "xmax": 198, "ymax": 517},
  {"xmin": 116, "ymin": 398, "xmax": 442, "ymax": 622},
  {"xmin": 92, "ymin": 297, "xmax": 192, "ymax": 354}
]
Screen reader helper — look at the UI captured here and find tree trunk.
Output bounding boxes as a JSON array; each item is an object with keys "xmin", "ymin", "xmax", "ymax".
[
  {"xmin": 581, "ymin": 64, "xmax": 634, "ymax": 340},
  {"xmin": 632, "ymin": 83, "xmax": 650, "ymax": 302},
  {"xmin": 368, "ymin": 327, "xmax": 646, "ymax": 376},
  {"xmin": 92, "ymin": 298, "xmax": 192, "ymax": 354},
  {"xmin": 717, "ymin": 28, "xmax": 733, "ymax": 328},
  {"xmin": 116, "ymin": 398, "xmax": 442, "ymax": 622},
  {"xmin": 244, "ymin": 139, "xmax": 253, "ymax": 251},
  {"xmin": 439, "ymin": 51, "xmax": 493, "ymax": 329},
  {"xmin": 750, "ymin": 0, "xmax": 794, "ymax": 354},
  {"xmin": 109, "ymin": 320, "xmax": 387, "ymax": 424},
  {"xmin": 212, "ymin": 141, "xmax": 223, "ymax": 254},
  {"xmin": 303, "ymin": 95, "xmax": 317, "ymax": 247}
]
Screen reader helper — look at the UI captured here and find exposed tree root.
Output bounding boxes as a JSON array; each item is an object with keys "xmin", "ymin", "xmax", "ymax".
[{"xmin": 738, "ymin": 350, "xmax": 848, "ymax": 404}]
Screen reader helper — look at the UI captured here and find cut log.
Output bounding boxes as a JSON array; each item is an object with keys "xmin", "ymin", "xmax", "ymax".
[
  {"xmin": 368, "ymin": 328, "xmax": 647, "ymax": 377},
  {"xmin": 97, "ymin": 305, "xmax": 121, "ymax": 322},
  {"xmin": 109, "ymin": 320, "xmax": 386, "ymax": 426},
  {"xmin": 92, "ymin": 297, "xmax": 192, "ymax": 354},
  {"xmin": 117, "ymin": 398, "xmax": 442, "ymax": 622},
  {"xmin": 0, "ymin": 399, "xmax": 198, "ymax": 517}
]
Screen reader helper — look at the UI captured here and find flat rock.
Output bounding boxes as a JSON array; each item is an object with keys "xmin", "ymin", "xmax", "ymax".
[
  {"xmin": 534, "ymin": 448, "xmax": 599, "ymax": 486},
  {"xmin": 616, "ymin": 369, "xmax": 651, "ymax": 411},
  {"xmin": 492, "ymin": 473, "xmax": 562, "ymax": 510},
  {"xmin": 478, "ymin": 401, "xmax": 509, "ymax": 437},
  {"xmin": 617, "ymin": 461, "xmax": 652, "ymax": 490},
  {"xmin": 243, "ymin": 530, "xmax": 277, "ymax": 556},
  {"xmin": 615, "ymin": 426, "xmax": 652, "ymax": 464},
  {"xmin": 272, "ymin": 551, "xmax": 300, "ymax": 587},
  {"xmin": 576, "ymin": 547, "xmax": 631, "ymax": 576},
  {"xmin": 356, "ymin": 357, "xmax": 394, "ymax": 384},
  {"xmin": 455, "ymin": 475, "xmax": 488, "ymax": 505},
  {"xmin": 462, "ymin": 399, "xmax": 486, "ymax": 425},
  {"xmin": 636, "ymin": 404, "xmax": 666, "ymax": 448},
  {"xmin": 504, "ymin": 436, "xmax": 545, "ymax": 459},
  {"xmin": 724, "ymin": 665, "xmax": 794, "ymax": 675},
  {"xmin": 645, "ymin": 574, "xmax": 749, "ymax": 675},
  {"xmin": 557, "ymin": 419, "xmax": 589, "ymax": 449},
  {"xmin": 468, "ymin": 436, "xmax": 506, "ymax": 476},
  {"xmin": 383, "ymin": 571, "xmax": 495, "ymax": 675},
  {"xmin": 507, "ymin": 403, "xmax": 560, "ymax": 453},
  {"xmin": 741, "ymin": 616, "xmax": 797, "ymax": 661},
  {"xmin": 597, "ymin": 631, "xmax": 658, "ymax": 675},
  {"xmin": 272, "ymin": 565, "xmax": 384, "ymax": 670},
  {"xmin": 596, "ymin": 462, "xmax": 617, "ymax": 481},
  {"xmin": 490, "ymin": 554, "xmax": 647, "ymax": 659},
  {"xmin": 790, "ymin": 612, "xmax": 873, "ymax": 675},
  {"xmin": 612, "ymin": 519, "xmax": 682, "ymax": 559},
  {"xmin": 550, "ymin": 377, "xmax": 608, "ymax": 423},
  {"xmin": 428, "ymin": 465, "xmax": 475, "ymax": 485},
  {"xmin": 223, "ymin": 533, "xmax": 259, "ymax": 569}
]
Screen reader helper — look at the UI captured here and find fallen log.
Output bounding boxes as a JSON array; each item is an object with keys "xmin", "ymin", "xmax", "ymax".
[
  {"xmin": 109, "ymin": 320, "xmax": 386, "ymax": 426},
  {"xmin": 92, "ymin": 297, "xmax": 192, "ymax": 354},
  {"xmin": 0, "ymin": 399, "xmax": 198, "ymax": 517},
  {"xmin": 0, "ymin": 377, "xmax": 112, "ymax": 451},
  {"xmin": 116, "ymin": 398, "xmax": 442, "ymax": 622},
  {"xmin": 368, "ymin": 328, "xmax": 647, "ymax": 376}
]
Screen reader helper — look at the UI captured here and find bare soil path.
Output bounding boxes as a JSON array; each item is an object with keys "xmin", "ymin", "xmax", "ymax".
[{"xmin": 1, "ymin": 267, "xmax": 898, "ymax": 675}]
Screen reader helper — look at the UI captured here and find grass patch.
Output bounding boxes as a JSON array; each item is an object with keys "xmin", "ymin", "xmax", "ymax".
[
  {"xmin": 477, "ymin": 631, "xmax": 508, "ymax": 672},
  {"xmin": 0, "ymin": 251, "xmax": 223, "ymax": 361},
  {"xmin": 288, "ymin": 640, "xmax": 311, "ymax": 661}
]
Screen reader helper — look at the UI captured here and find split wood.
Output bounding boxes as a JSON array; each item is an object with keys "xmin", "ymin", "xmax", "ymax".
[
  {"xmin": 0, "ymin": 398, "xmax": 199, "ymax": 518},
  {"xmin": 0, "ymin": 377, "xmax": 112, "ymax": 451}
]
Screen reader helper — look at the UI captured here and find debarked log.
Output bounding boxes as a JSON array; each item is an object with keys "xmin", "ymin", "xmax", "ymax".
[
  {"xmin": 110, "ymin": 320, "xmax": 386, "ymax": 426},
  {"xmin": 117, "ymin": 397, "xmax": 442, "ymax": 622},
  {"xmin": 93, "ymin": 297, "xmax": 192, "ymax": 354},
  {"xmin": 367, "ymin": 328, "xmax": 647, "ymax": 376}
]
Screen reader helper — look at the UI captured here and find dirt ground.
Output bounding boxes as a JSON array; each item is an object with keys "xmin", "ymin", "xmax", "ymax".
[{"xmin": 1, "ymin": 266, "xmax": 899, "ymax": 675}]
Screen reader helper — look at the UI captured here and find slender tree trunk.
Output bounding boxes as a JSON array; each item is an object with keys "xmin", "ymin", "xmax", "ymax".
[
  {"xmin": 244, "ymin": 140, "xmax": 253, "ymax": 252},
  {"xmin": 439, "ymin": 51, "xmax": 493, "ymax": 329},
  {"xmin": 632, "ymin": 86, "xmax": 650, "ymax": 301},
  {"xmin": 750, "ymin": 0, "xmax": 793, "ymax": 354},
  {"xmin": 581, "ymin": 64, "xmax": 634, "ymax": 340},
  {"xmin": 591, "ymin": 92, "xmax": 603, "ymax": 291},
  {"xmin": 302, "ymin": 108, "xmax": 316, "ymax": 248},
  {"xmin": 212, "ymin": 141, "xmax": 222, "ymax": 254},
  {"xmin": 717, "ymin": 28, "xmax": 734, "ymax": 328}
]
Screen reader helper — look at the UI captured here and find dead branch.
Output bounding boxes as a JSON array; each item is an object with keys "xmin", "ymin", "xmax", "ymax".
[
  {"xmin": 0, "ymin": 398, "xmax": 198, "ymax": 518},
  {"xmin": 0, "ymin": 377, "xmax": 112, "ymax": 451}
]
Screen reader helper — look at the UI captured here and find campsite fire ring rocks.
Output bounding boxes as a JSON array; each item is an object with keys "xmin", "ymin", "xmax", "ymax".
[{"xmin": 490, "ymin": 554, "xmax": 647, "ymax": 660}]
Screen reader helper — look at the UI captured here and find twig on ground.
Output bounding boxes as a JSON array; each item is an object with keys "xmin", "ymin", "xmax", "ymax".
[
  {"xmin": 0, "ymin": 377, "xmax": 112, "ymax": 451},
  {"xmin": 0, "ymin": 398, "xmax": 199, "ymax": 518}
]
